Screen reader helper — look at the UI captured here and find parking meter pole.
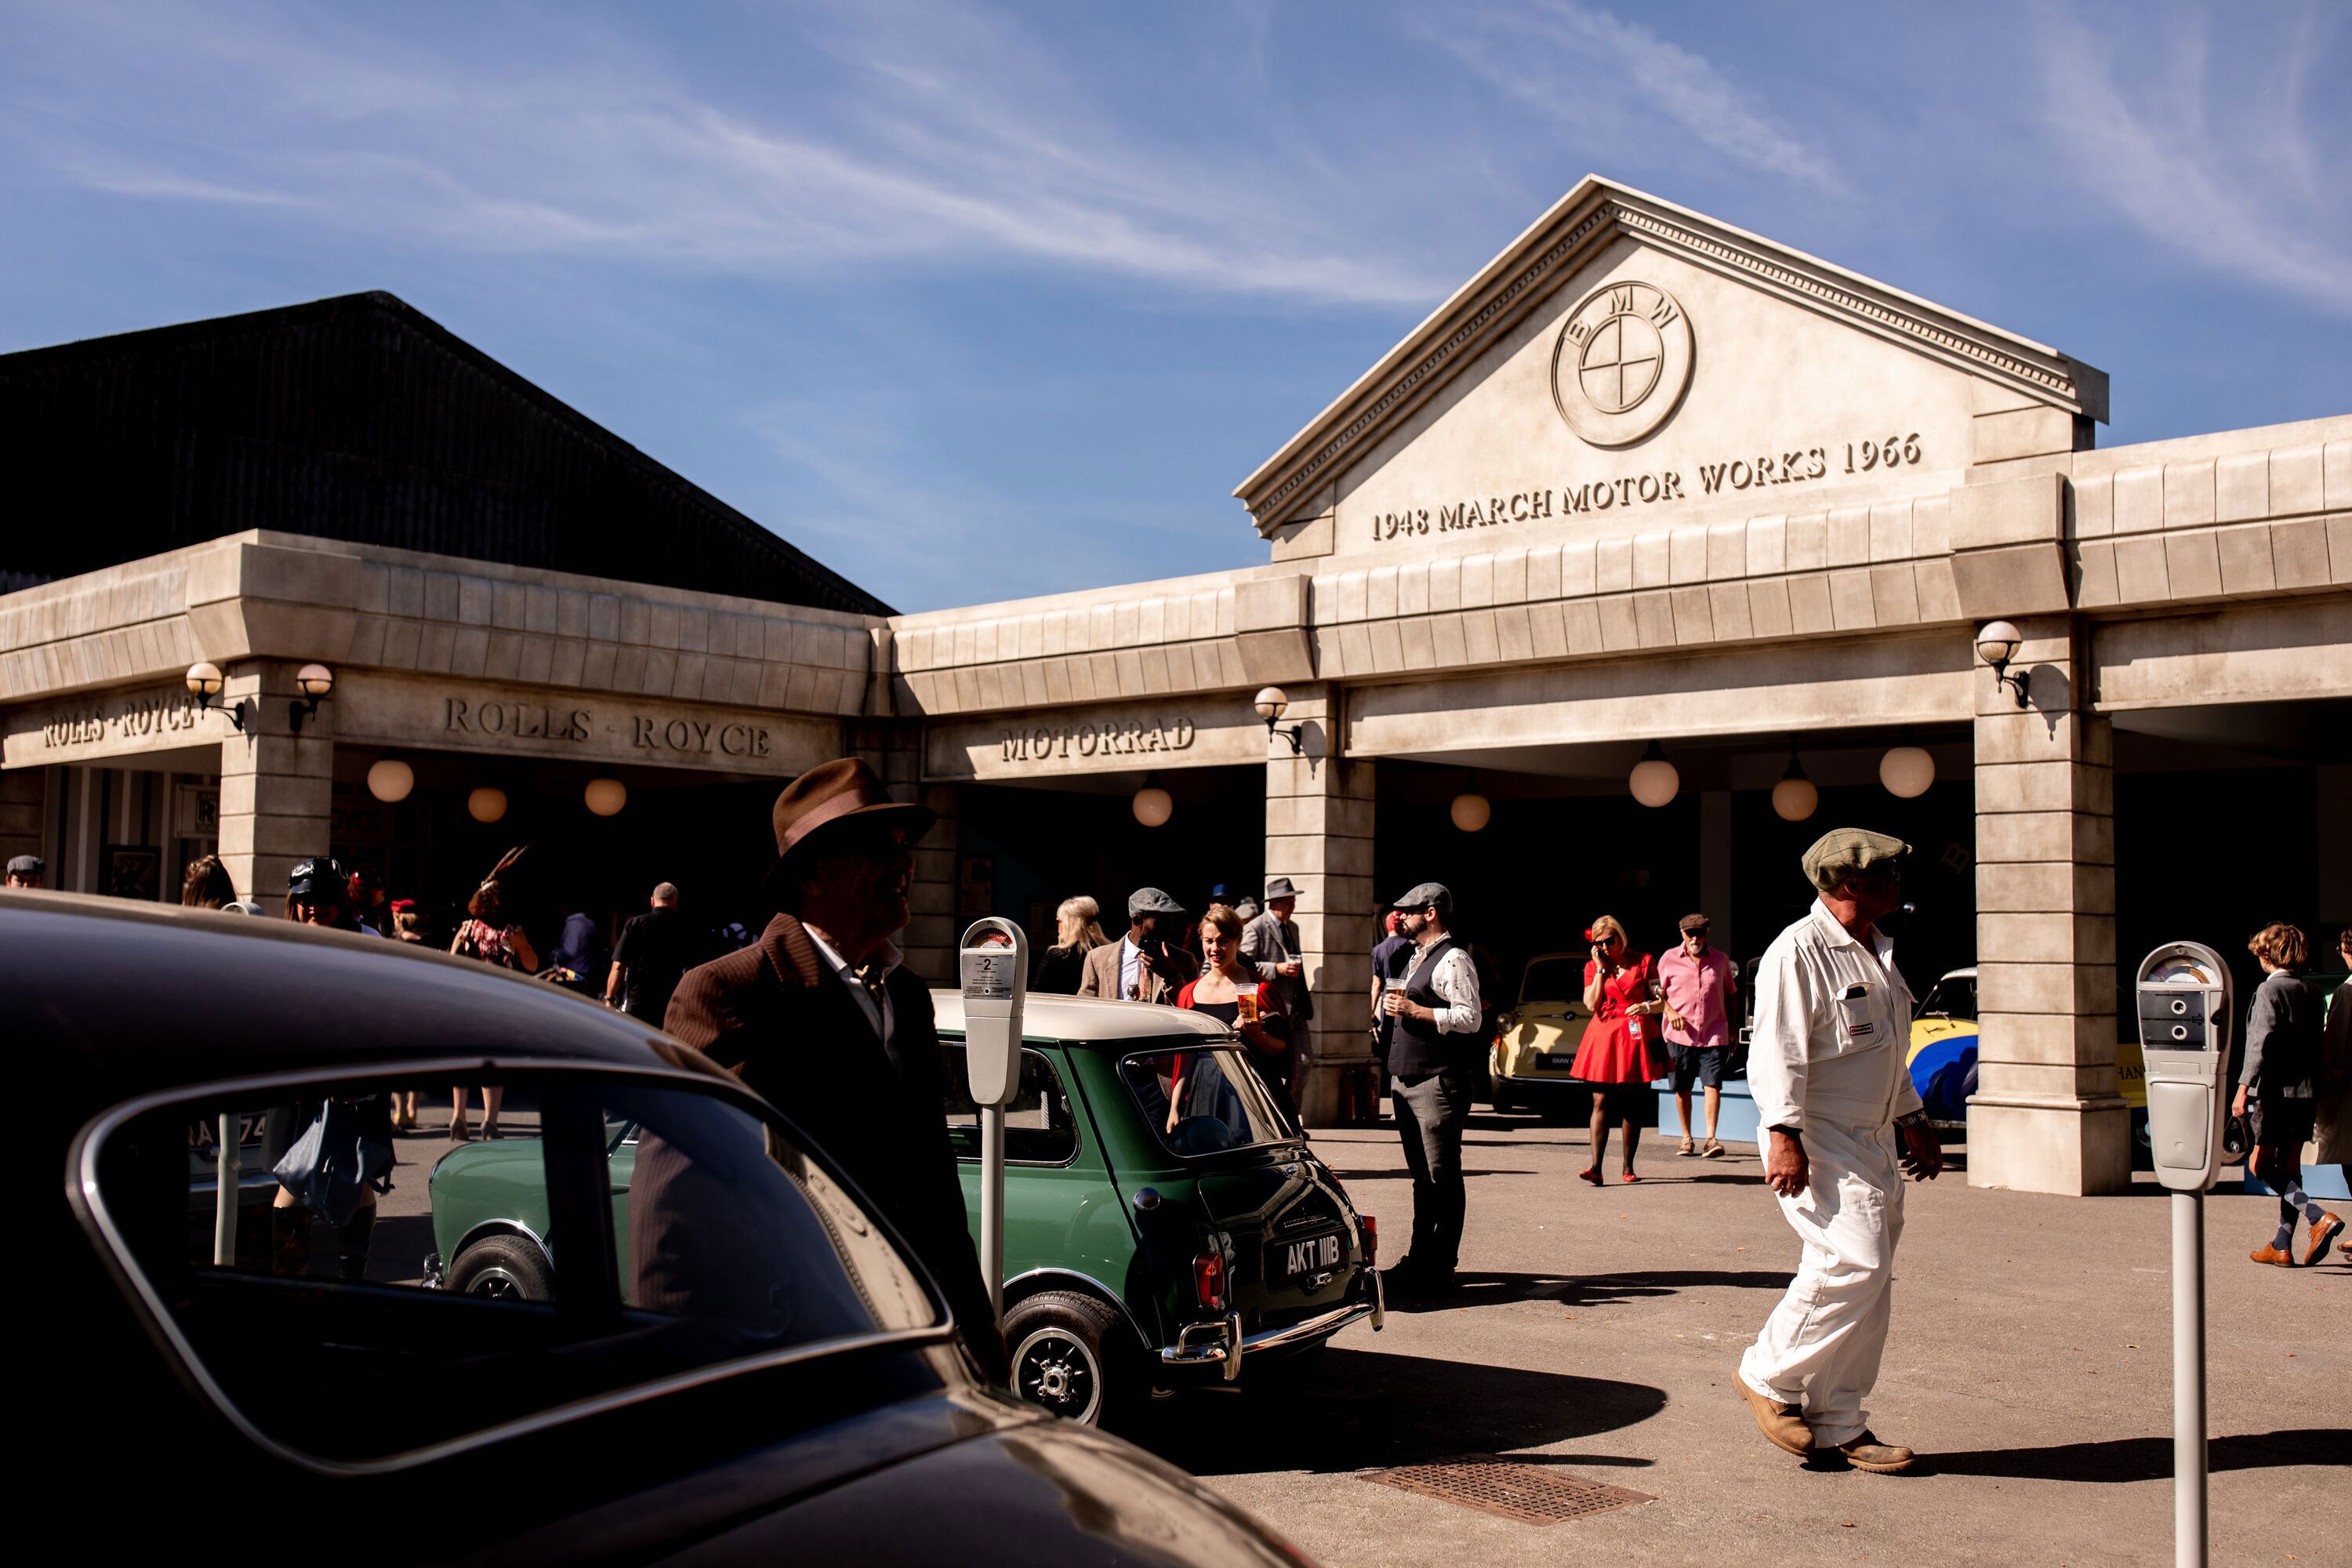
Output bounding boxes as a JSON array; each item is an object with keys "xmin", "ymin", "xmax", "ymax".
[
  {"xmin": 2173, "ymin": 1191, "xmax": 2206, "ymax": 1568},
  {"xmin": 959, "ymin": 917, "xmax": 1028, "ymax": 1333},
  {"xmin": 981, "ymin": 1104, "xmax": 1006, "ymax": 1319},
  {"xmin": 213, "ymin": 1112, "xmax": 240, "ymax": 1266}
]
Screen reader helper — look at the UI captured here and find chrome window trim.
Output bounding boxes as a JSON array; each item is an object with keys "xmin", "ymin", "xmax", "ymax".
[{"xmin": 68, "ymin": 1056, "xmax": 956, "ymax": 1479}]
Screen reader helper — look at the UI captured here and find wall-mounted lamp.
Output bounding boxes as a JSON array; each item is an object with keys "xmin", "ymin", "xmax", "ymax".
[
  {"xmin": 289, "ymin": 663, "xmax": 335, "ymax": 732},
  {"xmin": 1974, "ymin": 620, "xmax": 2028, "ymax": 708},
  {"xmin": 185, "ymin": 662, "xmax": 245, "ymax": 731},
  {"xmin": 1253, "ymin": 686, "xmax": 1305, "ymax": 755},
  {"xmin": 1628, "ymin": 739, "xmax": 1679, "ymax": 808},
  {"xmin": 1131, "ymin": 771, "xmax": 1173, "ymax": 828}
]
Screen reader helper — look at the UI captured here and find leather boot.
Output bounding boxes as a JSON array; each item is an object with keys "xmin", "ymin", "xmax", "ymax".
[
  {"xmin": 1738, "ymin": 1377, "xmax": 1811, "ymax": 1456},
  {"xmin": 270, "ymin": 1205, "xmax": 313, "ymax": 1279},
  {"xmin": 1837, "ymin": 1431, "xmax": 1915, "ymax": 1473},
  {"xmin": 336, "ymin": 1207, "xmax": 376, "ymax": 1283}
]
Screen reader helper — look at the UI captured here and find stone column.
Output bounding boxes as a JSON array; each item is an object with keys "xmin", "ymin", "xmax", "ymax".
[
  {"xmin": 858, "ymin": 722, "xmax": 956, "ymax": 982},
  {"xmin": 215, "ymin": 662, "xmax": 333, "ymax": 909},
  {"xmin": 1265, "ymin": 685, "xmax": 1376, "ymax": 1127},
  {"xmin": 1965, "ymin": 615, "xmax": 2129, "ymax": 1195}
]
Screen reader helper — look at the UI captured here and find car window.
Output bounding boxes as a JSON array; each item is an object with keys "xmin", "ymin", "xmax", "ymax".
[
  {"xmin": 938, "ymin": 1045, "xmax": 1077, "ymax": 1164},
  {"xmin": 1918, "ymin": 975, "xmax": 1976, "ymax": 1019},
  {"xmin": 83, "ymin": 1070, "xmax": 942, "ymax": 1468},
  {"xmin": 1120, "ymin": 1045, "xmax": 1292, "ymax": 1157},
  {"xmin": 1520, "ymin": 958, "xmax": 1584, "ymax": 1003}
]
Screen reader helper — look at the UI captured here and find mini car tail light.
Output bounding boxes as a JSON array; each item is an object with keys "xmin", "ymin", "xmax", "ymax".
[
  {"xmin": 1360, "ymin": 1215, "xmax": 1377, "ymax": 1266},
  {"xmin": 1192, "ymin": 1249, "xmax": 1227, "ymax": 1311}
]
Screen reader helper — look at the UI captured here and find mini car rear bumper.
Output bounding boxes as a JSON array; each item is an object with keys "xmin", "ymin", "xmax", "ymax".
[{"xmin": 1157, "ymin": 1273, "xmax": 1383, "ymax": 1381}]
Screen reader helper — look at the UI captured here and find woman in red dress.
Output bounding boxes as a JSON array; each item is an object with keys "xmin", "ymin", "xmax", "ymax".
[{"xmin": 1569, "ymin": 914, "xmax": 1664, "ymax": 1185}]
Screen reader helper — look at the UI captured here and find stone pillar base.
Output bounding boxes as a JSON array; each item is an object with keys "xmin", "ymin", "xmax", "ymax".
[
  {"xmin": 1966, "ymin": 1096, "xmax": 2131, "ymax": 1195},
  {"xmin": 1295, "ymin": 1055, "xmax": 1379, "ymax": 1129}
]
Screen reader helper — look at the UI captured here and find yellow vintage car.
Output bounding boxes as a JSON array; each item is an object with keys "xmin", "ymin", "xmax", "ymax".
[{"xmin": 1487, "ymin": 951, "xmax": 1595, "ymax": 1116}]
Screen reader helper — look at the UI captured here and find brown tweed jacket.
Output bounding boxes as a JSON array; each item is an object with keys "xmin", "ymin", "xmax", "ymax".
[
  {"xmin": 663, "ymin": 912, "xmax": 1007, "ymax": 1382},
  {"xmin": 1076, "ymin": 938, "xmax": 1197, "ymax": 1004}
]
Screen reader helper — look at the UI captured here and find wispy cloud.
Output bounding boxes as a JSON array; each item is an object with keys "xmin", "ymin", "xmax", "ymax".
[
  {"xmin": 2, "ymin": 0, "xmax": 1443, "ymax": 307},
  {"xmin": 2033, "ymin": 12, "xmax": 2352, "ymax": 318},
  {"xmin": 1414, "ymin": 1, "xmax": 1846, "ymax": 194}
]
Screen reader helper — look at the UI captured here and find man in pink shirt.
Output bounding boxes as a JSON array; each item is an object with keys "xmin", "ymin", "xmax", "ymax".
[{"xmin": 1660, "ymin": 912, "xmax": 1738, "ymax": 1157}]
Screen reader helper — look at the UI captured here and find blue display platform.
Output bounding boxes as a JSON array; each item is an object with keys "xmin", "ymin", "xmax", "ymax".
[
  {"xmin": 1654, "ymin": 1077, "xmax": 1761, "ymax": 1144},
  {"xmin": 2244, "ymin": 1163, "xmax": 2350, "ymax": 1200}
]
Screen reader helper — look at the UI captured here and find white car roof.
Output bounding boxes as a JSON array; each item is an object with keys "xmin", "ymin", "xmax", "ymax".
[{"xmin": 930, "ymin": 990, "xmax": 1232, "ymax": 1044}]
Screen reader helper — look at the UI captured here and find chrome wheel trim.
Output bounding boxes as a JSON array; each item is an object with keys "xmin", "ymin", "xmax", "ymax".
[
  {"xmin": 1011, "ymin": 1324, "xmax": 1103, "ymax": 1425},
  {"xmin": 463, "ymin": 1265, "xmax": 527, "ymax": 1300}
]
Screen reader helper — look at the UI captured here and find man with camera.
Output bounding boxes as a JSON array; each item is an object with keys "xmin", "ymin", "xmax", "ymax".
[
  {"xmin": 1737, "ymin": 829, "xmax": 1941, "ymax": 1475},
  {"xmin": 1079, "ymin": 887, "xmax": 1199, "ymax": 1003}
]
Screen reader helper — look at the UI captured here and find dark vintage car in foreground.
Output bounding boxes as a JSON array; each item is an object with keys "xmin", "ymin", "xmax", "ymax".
[
  {"xmin": 428, "ymin": 993, "xmax": 1383, "ymax": 1427},
  {"xmin": 20, "ymin": 891, "xmax": 1307, "ymax": 1565}
]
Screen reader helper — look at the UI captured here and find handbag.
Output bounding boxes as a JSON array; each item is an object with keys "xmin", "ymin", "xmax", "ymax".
[
  {"xmin": 2220, "ymin": 1110, "xmax": 2253, "ymax": 1163},
  {"xmin": 272, "ymin": 1099, "xmax": 395, "ymax": 1225}
]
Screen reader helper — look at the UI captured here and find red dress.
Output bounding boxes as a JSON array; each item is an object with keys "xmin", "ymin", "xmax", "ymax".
[{"xmin": 1569, "ymin": 953, "xmax": 1664, "ymax": 1085}]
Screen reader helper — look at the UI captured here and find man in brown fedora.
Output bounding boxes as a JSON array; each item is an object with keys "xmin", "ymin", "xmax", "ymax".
[{"xmin": 664, "ymin": 757, "xmax": 1008, "ymax": 1382}]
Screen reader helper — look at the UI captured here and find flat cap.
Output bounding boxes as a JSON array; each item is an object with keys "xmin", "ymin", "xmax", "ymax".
[
  {"xmin": 1678, "ymin": 913, "xmax": 1711, "ymax": 934},
  {"xmin": 6, "ymin": 854, "xmax": 42, "ymax": 876},
  {"xmin": 1802, "ymin": 828, "xmax": 1912, "ymax": 891},
  {"xmin": 1127, "ymin": 886, "xmax": 1186, "ymax": 919},
  {"xmin": 1390, "ymin": 880, "xmax": 1453, "ymax": 914}
]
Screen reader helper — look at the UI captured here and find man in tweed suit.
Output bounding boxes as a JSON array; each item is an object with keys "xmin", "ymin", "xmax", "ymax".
[{"xmin": 663, "ymin": 758, "xmax": 1007, "ymax": 1383}]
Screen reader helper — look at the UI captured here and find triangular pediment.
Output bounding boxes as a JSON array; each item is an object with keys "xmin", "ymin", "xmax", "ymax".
[{"xmin": 1236, "ymin": 176, "xmax": 2107, "ymax": 537}]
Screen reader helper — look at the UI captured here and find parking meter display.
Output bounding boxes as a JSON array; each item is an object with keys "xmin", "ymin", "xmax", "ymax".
[{"xmin": 2135, "ymin": 942, "xmax": 2233, "ymax": 1193}]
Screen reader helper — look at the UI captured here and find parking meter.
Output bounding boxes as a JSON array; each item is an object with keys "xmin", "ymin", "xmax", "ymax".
[
  {"xmin": 2135, "ymin": 939, "xmax": 2234, "ymax": 1568},
  {"xmin": 2136, "ymin": 942, "xmax": 2232, "ymax": 1193},
  {"xmin": 960, "ymin": 919, "xmax": 1028, "ymax": 1320}
]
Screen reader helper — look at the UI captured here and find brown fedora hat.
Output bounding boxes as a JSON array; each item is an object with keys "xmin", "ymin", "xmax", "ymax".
[{"xmin": 760, "ymin": 758, "xmax": 935, "ymax": 895}]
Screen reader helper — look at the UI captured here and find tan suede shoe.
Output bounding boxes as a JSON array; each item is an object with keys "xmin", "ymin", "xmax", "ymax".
[
  {"xmin": 1837, "ymin": 1431, "xmax": 1915, "ymax": 1473},
  {"xmin": 1738, "ymin": 1377, "xmax": 1811, "ymax": 1457}
]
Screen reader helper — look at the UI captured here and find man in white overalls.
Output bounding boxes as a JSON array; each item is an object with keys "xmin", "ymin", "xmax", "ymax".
[{"xmin": 1737, "ymin": 828, "xmax": 1943, "ymax": 1474}]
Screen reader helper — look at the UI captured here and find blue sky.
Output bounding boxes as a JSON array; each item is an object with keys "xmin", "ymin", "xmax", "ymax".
[{"xmin": 4, "ymin": 1, "xmax": 2347, "ymax": 612}]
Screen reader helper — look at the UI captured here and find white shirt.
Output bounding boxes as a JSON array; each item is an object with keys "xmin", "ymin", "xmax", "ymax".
[
  {"xmin": 804, "ymin": 926, "xmax": 899, "ymax": 1043},
  {"xmin": 1747, "ymin": 899, "xmax": 1923, "ymax": 1133},
  {"xmin": 1403, "ymin": 937, "xmax": 1482, "ymax": 1035},
  {"xmin": 1119, "ymin": 936, "xmax": 1145, "ymax": 1000}
]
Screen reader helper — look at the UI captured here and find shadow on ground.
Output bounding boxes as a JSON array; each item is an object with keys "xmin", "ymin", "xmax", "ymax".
[
  {"xmin": 1915, "ymin": 1428, "xmax": 2352, "ymax": 1482},
  {"xmin": 1381, "ymin": 1268, "xmax": 1794, "ymax": 1314},
  {"xmin": 1134, "ymin": 1346, "xmax": 1665, "ymax": 1475}
]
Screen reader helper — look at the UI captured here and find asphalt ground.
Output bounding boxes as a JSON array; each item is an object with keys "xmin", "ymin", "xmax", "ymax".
[{"xmin": 1146, "ymin": 1112, "xmax": 2352, "ymax": 1568}]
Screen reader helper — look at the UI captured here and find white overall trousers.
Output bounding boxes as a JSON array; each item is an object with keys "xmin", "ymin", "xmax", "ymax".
[{"xmin": 1738, "ymin": 899, "xmax": 1920, "ymax": 1448}]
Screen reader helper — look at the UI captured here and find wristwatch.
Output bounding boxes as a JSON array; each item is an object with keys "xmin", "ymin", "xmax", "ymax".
[{"xmin": 1894, "ymin": 1110, "xmax": 1929, "ymax": 1130}]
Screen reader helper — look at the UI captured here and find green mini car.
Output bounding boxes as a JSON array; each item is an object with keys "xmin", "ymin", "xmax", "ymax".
[{"xmin": 425, "ymin": 993, "xmax": 1382, "ymax": 1425}]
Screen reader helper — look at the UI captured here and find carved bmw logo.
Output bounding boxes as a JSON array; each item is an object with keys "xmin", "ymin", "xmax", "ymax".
[{"xmin": 1550, "ymin": 279, "xmax": 1694, "ymax": 448}]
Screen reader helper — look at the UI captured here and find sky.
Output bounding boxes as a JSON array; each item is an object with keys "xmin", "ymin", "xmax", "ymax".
[{"xmin": 3, "ymin": 0, "xmax": 2347, "ymax": 612}]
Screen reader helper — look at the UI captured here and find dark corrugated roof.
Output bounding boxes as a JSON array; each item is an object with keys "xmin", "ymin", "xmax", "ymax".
[{"xmin": 0, "ymin": 291, "xmax": 892, "ymax": 616}]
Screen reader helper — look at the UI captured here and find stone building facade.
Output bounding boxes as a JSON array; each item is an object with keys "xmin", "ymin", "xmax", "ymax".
[{"xmin": 6, "ymin": 177, "xmax": 2347, "ymax": 1196}]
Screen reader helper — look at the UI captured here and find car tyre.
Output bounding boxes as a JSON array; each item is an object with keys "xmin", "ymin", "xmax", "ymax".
[
  {"xmin": 445, "ymin": 1233, "xmax": 553, "ymax": 1301},
  {"xmin": 1004, "ymin": 1290, "xmax": 1129, "ymax": 1428}
]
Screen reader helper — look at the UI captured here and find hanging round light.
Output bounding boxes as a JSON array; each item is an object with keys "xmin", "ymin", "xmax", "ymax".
[
  {"xmin": 466, "ymin": 786, "xmax": 508, "ymax": 824},
  {"xmin": 1450, "ymin": 775, "xmax": 1491, "ymax": 833},
  {"xmin": 365, "ymin": 757, "xmax": 415, "ymax": 804},
  {"xmin": 1880, "ymin": 744, "xmax": 1936, "ymax": 799},
  {"xmin": 1772, "ymin": 746, "xmax": 1818, "ymax": 822},
  {"xmin": 583, "ymin": 777, "xmax": 627, "ymax": 817},
  {"xmin": 1131, "ymin": 772, "xmax": 1172, "ymax": 828},
  {"xmin": 1628, "ymin": 740, "xmax": 1679, "ymax": 808}
]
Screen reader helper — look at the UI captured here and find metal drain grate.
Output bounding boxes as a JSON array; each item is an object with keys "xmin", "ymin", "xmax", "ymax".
[{"xmin": 1361, "ymin": 1457, "xmax": 1653, "ymax": 1526}]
